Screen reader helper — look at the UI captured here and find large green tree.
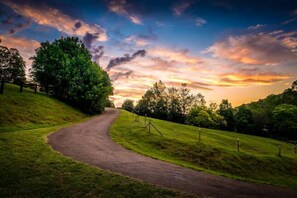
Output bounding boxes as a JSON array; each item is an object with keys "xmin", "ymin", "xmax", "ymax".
[{"xmin": 30, "ymin": 37, "xmax": 112, "ymax": 114}]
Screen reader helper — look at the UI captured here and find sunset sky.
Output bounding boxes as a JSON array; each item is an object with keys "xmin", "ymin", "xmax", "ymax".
[{"xmin": 1, "ymin": 0, "xmax": 297, "ymax": 107}]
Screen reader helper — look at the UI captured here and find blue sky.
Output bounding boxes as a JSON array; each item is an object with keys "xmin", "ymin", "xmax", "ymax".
[{"xmin": 1, "ymin": 0, "xmax": 297, "ymax": 106}]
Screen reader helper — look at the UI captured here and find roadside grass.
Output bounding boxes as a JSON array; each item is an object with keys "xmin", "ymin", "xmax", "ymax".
[
  {"xmin": 0, "ymin": 84, "xmax": 193, "ymax": 197},
  {"xmin": 110, "ymin": 110, "xmax": 297, "ymax": 189},
  {"xmin": 0, "ymin": 83, "xmax": 86, "ymax": 132},
  {"xmin": 0, "ymin": 125, "xmax": 192, "ymax": 197}
]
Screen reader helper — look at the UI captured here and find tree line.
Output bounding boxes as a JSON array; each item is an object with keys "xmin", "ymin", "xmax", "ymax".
[{"xmin": 122, "ymin": 80, "xmax": 297, "ymax": 140}]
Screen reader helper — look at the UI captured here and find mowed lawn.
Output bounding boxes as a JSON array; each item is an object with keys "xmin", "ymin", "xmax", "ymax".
[
  {"xmin": 0, "ymin": 84, "xmax": 193, "ymax": 197},
  {"xmin": 110, "ymin": 110, "xmax": 297, "ymax": 189}
]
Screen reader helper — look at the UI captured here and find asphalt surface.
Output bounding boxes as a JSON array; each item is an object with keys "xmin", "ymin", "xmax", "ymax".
[{"xmin": 48, "ymin": 108, "xmax": 297, "ymax": 197}]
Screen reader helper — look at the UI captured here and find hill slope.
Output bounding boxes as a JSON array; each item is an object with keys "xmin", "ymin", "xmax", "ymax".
[
  {"xmin": 0, "ymin": 84, "xmax": 190, "ymax": 197},
  {"xmin": 110, "ymin": 110, "xmax": 297, "ymax": 189},
  {"xmin": 0, "ymin": 84, "xmax": 86, "ymax": 132}
]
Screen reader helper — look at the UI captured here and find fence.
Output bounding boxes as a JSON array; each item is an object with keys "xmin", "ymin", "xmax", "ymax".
[
  {"xmin": 134, "ymin": 114, "xmax": 163, "ymax": 136},
  {"xmin": 132, "ymin": 112, "xmax": 297, "ymax": 157},
  {"xmin": 0, "ymin": 80, "xmax": 38, "ymax": 94}
]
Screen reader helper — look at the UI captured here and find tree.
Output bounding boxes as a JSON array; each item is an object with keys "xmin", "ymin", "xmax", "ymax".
[
  {"xmin": 135, "ymin": 90, "xmax": 155, "ymax": 116},
  {"xmin": 0, "ymin": 46, "xmax": 26, "ymax": 84},
  {"xmin": 30, "ymin": 37, "xmax": 112, "ymax": 114},
  {"xmin": 122, "ymin": 99, "xmax": 134, "ymax": 112},
  {"xmin": 234, "ymin": 105, "xmax": 255, "ymax": 133},
  {"xmin": 272, "ymin": 104, "xmax": 297, "ymax": 139},
  {"xmin": 292, "ymin": 80, "xmax": 297, "ymax": 92},
  {"xmin": 167, "ymin": 87, "xmax": 184, "ymax": 122},
  {"xmin": 218, "ymin": 99, "xmax": 235, "ymax": 131},
  {"xmin": 105, "ymin": 99, "xmax": 115, "ymax": 108},
  {"xmin": 186, "ymin": 107, "xmax": 214, "ymax": 128},
  {"xmin": 151, "ymin": 81, "xmax": 168, "ymax": 119}
]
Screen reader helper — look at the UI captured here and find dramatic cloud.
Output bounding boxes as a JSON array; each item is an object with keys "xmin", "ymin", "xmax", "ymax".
[
  {"xmin": 82, "ymin": 32, "xmax": 105, "ymax": 62},
  {"xmin": 172, "ymin": 0, "xmax": 193, "ymax": 16},
  {"xmin": 83, "ymin": 32, "xmax": 99, "ymax": 49},
  {"xmin": 195, "ymin": 17, "xmax": 207, "ymax": 27},
  {"xmin": 92, "ymin": 45, "xmax": 104, "ymax": 62},
  {"xmin": 107, "ymin": 49, "xmax": 146, "ymax": 70},
  {"xmin": 2, "ymin": 0, "xmax": 107, "ymax": 41},
  {"xmin": 205, "ymin": 32, "xmax": 297, "ymax": 65},
  {"xmin": 107, "ymin": 0, "xmax": 142, "ymax": 24}
]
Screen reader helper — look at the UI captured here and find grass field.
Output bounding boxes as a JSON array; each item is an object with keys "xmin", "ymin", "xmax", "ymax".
[
  {"xmin": 0, "ymin": 84, "xmax": 192, "ymax": 197},
  {"xmin": 110, "ymin": 110, "xmax": 297, "ymax": 189},
  {"xmin": 0, "ymin": 84, "xmax": 86, "ymax": 132}
]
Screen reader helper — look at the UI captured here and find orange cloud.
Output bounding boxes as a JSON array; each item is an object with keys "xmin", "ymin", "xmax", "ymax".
[
  {"xmin": 2, "ymin": 0, "xmax": 107, "ymax": 41},
  {"xmin": 148, "ymin": 47, "xmax": 203, "ymax": 65},
  {"xmin": 205, "ymin": 32, "xmax": 297, "ymax": 65},
  {"xmin": 217, "ymin": 72, "xmax": 291, "ymax": 86}
]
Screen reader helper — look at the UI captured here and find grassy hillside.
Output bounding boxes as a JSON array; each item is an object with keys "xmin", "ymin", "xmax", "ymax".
[
  {"xmin": 0, "ymin": 84, "xmax": 86, "ymax": 132},
  {"xmin": 0, "ymin": 84, "xmax": 192, "ymax": 197},
  {"xmin": 110, "ymin": 110, "xmax": 297, "ymax": 189}
]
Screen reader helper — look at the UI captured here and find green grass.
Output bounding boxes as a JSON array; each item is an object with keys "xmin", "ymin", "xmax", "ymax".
[
  {"xmin": 110, "ymin": 110, "xmax": 297, "ymax": 189},
  {"xmin": 0, "ymin": 84, "xmax": 193, "ymax": 197},
  {"xmin": 0, "ymin": 83, "xmax": 86, "ymax": 132}
]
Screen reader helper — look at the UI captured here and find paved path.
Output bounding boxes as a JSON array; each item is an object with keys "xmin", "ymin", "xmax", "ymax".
[{"xmin": 48, "ymin": 108, "xmax": 297, "ymax": 197}]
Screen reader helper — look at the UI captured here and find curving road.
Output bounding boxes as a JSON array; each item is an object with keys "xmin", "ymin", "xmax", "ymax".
[{"xmin": 48, "ymin": 108, "xmax": 297, "ymax": 197}]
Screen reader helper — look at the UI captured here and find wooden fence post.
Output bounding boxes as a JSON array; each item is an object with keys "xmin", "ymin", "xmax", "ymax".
[
  {"xmin": 0, "ymin": 80, "xmax": 4, "ymax": 94},
  {"xmin": 237, "ymin": 138, "xmax": 240, "ymax": 152},
  {"xmin": 278, "ymin": 145, "xmax": 282, "ymax": 156},
  {"xmin": 20, "ymin": 83, "xmax": 23, "ymax": 93},
  {"xmin": 148, "ymin": 119, "xmax": 151, "ymax": 133},
  {"xmin": 34, "ymin": 84, "xmax": 37, "ymax": 94},
  {"xmin": 145, "ymin": 114, "xmax": 147, "ymax": 125},
  {"xmin": 198, "ymin": 128, "xmax": 201, "ymax": 142}
]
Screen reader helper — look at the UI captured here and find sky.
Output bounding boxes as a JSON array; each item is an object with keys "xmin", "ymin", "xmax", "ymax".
[{"xmin": 0, "ymin": 0, "xmax": 297, "ymax": 107}]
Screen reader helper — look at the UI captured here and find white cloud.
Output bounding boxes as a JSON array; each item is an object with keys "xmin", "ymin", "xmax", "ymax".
[{"xmin": 195, "ymin": 17, "xmax": 207, "ymax": 27}]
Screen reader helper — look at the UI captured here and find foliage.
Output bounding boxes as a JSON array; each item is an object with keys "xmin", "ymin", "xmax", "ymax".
[
  {"xmin": 122, "ymin": 99, "xmax": 134, "ymax": 112},
  {"xmin": 135, "ymin": 81, "xmax": 202, "ymax": 123},
  {"xmin": 134, "ymin": 80, "xmax": 297, "ymax": 139},
  {"xmin": 105, "ymin": 98, "xmax": 115, "ymax": 108},
  {"xmin": 0, "ymin": 45, "xmax": 26, "ymax": 84},
  {"xmin": 218, "ymin": 99, "xmax": 235, "ymax": 131},
  {"xmin": 272, "ymin": 104, "xmax": 297, "ymax": 138},
  {"xmin": 234, "ymin": 105, "xmax": 255, "ymax": 134},
  {"xmin": 111, "ymin": 110, "xmax": 297, "ymax": 189},
  {"xmin": 186, "ymin": 107, "xmax": 214, "ymax": 128},
  {"xmin": 242, "ymin": 80, "xmax": 297, "ymax": 139},
  {"xmin": 30, "ymin": 37, "xmax": 112, "ymax": 114}
]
